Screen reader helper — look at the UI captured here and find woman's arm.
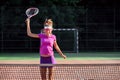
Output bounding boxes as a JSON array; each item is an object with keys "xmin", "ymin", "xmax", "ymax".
[
  {"xmin": 26, "ymin": 18, "xmax": 39, "ymax": 38},
  {"xmin": 54, "ymin": 41, "xmax": 66, "ymax": 59}
]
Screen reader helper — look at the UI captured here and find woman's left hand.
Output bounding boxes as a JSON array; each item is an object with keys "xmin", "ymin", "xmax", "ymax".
[{"xmin": 62, "ymin": 54, "xmax": 67, "ymax": 59}]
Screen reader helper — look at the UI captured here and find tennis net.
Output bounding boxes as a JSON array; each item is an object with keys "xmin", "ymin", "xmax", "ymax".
[{"xmin": 0, "ymin": 64, "xmax": 120, "ymax": 80}]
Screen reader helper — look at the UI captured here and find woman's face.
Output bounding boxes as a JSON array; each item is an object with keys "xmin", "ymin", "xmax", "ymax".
[{"xmin": 44, "ymin": 21, "xmax": 53, "ymax": 35}]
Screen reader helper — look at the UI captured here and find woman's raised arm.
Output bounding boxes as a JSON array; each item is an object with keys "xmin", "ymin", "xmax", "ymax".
[{"xmin": 25, "ymin": 18, "xmax": 39, "ymax": 38}]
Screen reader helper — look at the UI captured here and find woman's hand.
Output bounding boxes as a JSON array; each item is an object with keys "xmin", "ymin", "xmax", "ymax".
[
  {"xmin": 61, "ymin": 54, "xmax": 67, "ymax": 59},
  {"xmin": 25, "ymin": 18, "xmax": 30, "ymax": 23}
]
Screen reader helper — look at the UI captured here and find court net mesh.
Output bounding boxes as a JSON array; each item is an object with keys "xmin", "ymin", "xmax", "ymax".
[{"xmin": 0, "ymin": 64, "xmax": 120, "ymax": 80}]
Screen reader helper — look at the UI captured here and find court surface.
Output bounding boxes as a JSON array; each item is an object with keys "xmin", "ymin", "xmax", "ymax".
[
  {"xmin": 0, "ymin": 52, "xmax": 120, "ymax": 64},
  {"xmin": 0, "ymin": 52, "xmax": 120, "ymax": 80}
]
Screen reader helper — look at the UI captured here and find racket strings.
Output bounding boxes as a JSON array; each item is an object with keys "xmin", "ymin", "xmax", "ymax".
[
  {"xmin": 28, "ymin": 9, "xmax": 37, "ymax": 15},
  {"xmin": 26, "ymin": 8, "xmax": 39, "ymax": 18}
]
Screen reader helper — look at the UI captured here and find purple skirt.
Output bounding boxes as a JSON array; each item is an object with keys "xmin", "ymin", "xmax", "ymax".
[{"xmin": 40, "ymin": 56, "xmax": 56, "ymax": 64}]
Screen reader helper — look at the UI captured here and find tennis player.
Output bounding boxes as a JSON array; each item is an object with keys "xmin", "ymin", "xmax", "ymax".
[{"xmin": 25, "ymin": 18, "xmax": 66, "ymax": 80}]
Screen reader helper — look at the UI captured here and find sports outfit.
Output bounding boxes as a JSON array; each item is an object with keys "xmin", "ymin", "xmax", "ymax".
[{"xmin": 38, "ymin": 33, "xmax": 56, "ymax": 64}]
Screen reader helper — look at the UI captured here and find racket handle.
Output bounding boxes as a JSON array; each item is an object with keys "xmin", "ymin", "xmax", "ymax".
[{"xmin": 27, "ymin": 16, "xmax": 31, "ymax": 19}]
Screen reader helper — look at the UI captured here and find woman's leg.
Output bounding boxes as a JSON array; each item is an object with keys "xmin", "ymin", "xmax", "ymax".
[
  {"xmin": 40, "ymin": 56, "xmax": 55, "ymax": 80},
  {"xmin": 40, "ymin": 67, "xmax": 47, "ymax": 80},
  {"xmin": 48, "ymin": 67, "xmax": 54, "ymax": 80}
]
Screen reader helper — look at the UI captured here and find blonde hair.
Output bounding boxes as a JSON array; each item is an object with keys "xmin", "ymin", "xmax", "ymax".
[{"xmin": 44, "ymin": 19, "xmax": 53, "ymax": 26}]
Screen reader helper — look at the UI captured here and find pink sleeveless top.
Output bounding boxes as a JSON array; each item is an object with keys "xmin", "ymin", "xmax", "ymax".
[{"xmin": 38, "ymin": 33, "xmax": 56, "ymax": 56}]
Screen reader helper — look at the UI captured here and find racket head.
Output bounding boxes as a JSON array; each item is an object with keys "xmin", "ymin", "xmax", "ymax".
[{"xmin": 25, "ymin": 7, "xmax": 39, "ymax": 18}]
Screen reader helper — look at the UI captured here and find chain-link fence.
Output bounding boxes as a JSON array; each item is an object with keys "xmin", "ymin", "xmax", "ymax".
[{"xmin": 0, "ymin": 5, "xmax": 120, "ymax": 52}]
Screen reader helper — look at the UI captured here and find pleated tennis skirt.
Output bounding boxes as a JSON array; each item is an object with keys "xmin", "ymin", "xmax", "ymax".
[{"xmin": 40, "ymin": 56, "xmax": 56, "ymax": 64}]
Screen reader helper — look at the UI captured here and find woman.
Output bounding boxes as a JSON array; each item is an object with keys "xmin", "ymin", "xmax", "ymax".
[{"xmin": 26, "ymin": 18, "xmax": 66, "ymax": 80}]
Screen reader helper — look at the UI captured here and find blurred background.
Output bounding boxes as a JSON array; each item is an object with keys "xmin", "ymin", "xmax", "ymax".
[{"xmin": 0, "ymin": 0, "xmax": 120, "ymax": 53}]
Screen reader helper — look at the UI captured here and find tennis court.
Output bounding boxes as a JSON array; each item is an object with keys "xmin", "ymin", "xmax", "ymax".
[
  {"xmin": 0, "ymin": 52, "xmax": 120, "ymax": 80},
  {"xmin": 0, "ymin": 0, "xmax": 120, "ymax": 80}
]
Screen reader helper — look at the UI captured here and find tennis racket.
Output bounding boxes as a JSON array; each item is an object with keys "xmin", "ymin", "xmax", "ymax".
[{"xmin": 25, "ymin": 7, "xmax": 39, "ymax": 19}]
